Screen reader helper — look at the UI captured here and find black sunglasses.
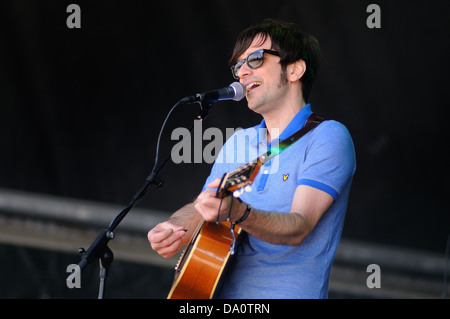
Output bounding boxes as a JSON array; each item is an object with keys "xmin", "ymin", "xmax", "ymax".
[{"xmin": 231, "ymin": 49, "xmax": 280, "ymax": 80}]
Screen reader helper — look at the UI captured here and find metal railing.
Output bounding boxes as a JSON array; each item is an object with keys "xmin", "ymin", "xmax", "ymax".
[{"xmin": 0, "ymin": 188, "xmax": 448, "ymax": 298}]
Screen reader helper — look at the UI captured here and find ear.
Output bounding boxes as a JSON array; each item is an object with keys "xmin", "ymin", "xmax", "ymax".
[{"xmin": 286, "ymin": 59, "xmax": 306, "ymax": 82}]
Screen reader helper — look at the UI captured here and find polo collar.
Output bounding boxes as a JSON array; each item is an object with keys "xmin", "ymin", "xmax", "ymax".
[{"xmin": 256, "ymin": 104, "xmax": 313, "ymax": 146}]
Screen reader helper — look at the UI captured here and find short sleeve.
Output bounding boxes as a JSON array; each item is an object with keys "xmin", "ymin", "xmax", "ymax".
[{"xmin": 297, "ymin": 121, "xmax": 356, "ymax": 200}]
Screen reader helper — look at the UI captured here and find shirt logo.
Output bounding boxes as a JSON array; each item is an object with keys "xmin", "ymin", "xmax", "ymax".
[{"xmin": 283, "ymin": 174, "xmax": 289, "ymax": 181}]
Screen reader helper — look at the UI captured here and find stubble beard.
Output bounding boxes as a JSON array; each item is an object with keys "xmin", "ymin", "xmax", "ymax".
[{"xmin": 248, "ymin": 69, "xmax": 289, "ymax": 113}]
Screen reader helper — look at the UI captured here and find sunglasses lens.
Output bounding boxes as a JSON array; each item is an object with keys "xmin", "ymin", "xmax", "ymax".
[
  {"xmin": 232, "ymin": 61, "xmax": 244, "ymax": 79},
  {"xmin": 247, "ymin": 51, "xmax": 264, "ymax": 69},
  {"xmin": 232, "ymin": 50, "xmax": 266, "ymax": 79}
]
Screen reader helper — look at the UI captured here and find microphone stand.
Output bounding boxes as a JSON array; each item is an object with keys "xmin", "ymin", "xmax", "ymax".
[{"xmin": 68, "ymin": 99, "xmax": 214, "ymax": 298}]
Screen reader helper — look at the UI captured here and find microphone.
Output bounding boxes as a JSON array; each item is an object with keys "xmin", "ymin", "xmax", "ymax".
[{"xmin": 181, "ymin": 82, "xmax": 246, "ymax": 104}]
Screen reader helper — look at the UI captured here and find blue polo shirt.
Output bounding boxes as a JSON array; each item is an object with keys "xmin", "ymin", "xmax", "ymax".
[{"xmin": 202, "ymin": 104, "xmax": 356, "ymax": 299}]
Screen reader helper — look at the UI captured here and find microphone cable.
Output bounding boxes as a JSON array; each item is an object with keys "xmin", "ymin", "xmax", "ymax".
[{"xmin": 151, "ymin": 99, "xmax": 183, "ymax": 175}]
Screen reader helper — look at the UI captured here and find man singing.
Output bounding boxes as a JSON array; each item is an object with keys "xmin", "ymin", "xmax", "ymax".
[{"xmin": 148, "ymin": 19, "xmax": 356, "ymax": 298}]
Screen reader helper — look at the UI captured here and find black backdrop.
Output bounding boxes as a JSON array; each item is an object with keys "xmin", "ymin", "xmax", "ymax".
[{"xmin": 1, "ymin": 0, "xmax": 449, "ymax": 257}]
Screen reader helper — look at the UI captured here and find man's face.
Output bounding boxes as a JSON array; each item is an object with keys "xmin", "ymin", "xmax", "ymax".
[{"xmin": 236, "ymin": 36, "xmax": 288, "ymax": 114}]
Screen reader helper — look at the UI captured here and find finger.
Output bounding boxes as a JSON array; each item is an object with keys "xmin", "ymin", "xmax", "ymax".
[
  {"xmin": 207, "ymin": 177, "xmax": 222, "ymax": 189},
  {"xmin": 159, "ymin": 238, "xmax": 183, "ymax": 258},
  {"xmin": 195, "ymin": 201, "xmax": 218, "ymax": 223},
  {"xmin": 151, "ymin": 228, "xmax": 185, "ymax": 252},
  {"xmin": 148, "ymin": 227, "xmax": 174, "ymax": 244},
  {"xmin": 174, "ymin": 226, "xmax": 188, "ymax": 233}
]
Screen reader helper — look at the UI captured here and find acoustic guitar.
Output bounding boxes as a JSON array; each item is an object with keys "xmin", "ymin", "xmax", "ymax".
[{"xmin": 167, "ymin": 159, "xmax": 262, "ymax": 299}]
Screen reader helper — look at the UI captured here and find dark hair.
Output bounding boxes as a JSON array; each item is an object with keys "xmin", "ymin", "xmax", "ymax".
[{"xmin": 230, "ymin": 19, "xmax": 322, "ymax": 102}]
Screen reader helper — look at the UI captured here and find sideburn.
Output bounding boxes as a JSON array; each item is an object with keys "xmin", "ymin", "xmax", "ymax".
[{"xmin": 277, "ymin": 66, "xmax": 288, "ymax": 88}]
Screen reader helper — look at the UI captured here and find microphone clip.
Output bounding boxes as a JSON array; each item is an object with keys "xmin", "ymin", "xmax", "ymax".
[
  {"xmin": 180, "ymin": 94, "xmax": 200, "ymax": 104},
  {"xmin": 179, "ymin": 94, "xmax": 215, "ymax": 120}
]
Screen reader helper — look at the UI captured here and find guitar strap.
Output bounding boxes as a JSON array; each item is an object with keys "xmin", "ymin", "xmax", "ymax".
[
  {"xmin": 227, "ymin": 113, "xmax": 326, "ymax": 254},
  {"xmin": 259, "ymin": 113, "xmax": 326, "ymax": 164}
]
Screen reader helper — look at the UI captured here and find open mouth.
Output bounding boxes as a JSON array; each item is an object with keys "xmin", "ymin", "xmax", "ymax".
[{"xmin": 246, "ymin": 81, "xmax": 262, "ymax": 93}]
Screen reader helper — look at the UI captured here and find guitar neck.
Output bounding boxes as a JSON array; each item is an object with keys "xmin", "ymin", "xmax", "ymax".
[{"xmin": 216, "ymin": 156, "xmax": 263, "ymax": 199}]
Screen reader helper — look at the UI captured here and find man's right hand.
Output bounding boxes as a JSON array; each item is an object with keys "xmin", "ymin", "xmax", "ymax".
[{"xmin": 147, "ymin": 221, "xmax": 187, "ymax": 258}]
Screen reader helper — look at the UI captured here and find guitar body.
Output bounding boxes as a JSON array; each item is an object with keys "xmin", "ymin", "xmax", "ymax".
[
  {"xmin": 167, "ymin": 159, "xmax": 260, "ymax": 299},
  {"xmin": 167, "ymin": 220, "xmax": 241, "ymax": 299}
]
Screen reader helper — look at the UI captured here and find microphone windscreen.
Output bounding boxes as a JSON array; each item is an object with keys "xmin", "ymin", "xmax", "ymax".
[{"xmin": 230, "ymin": 82, "xmax": 246, "ymax": 101}]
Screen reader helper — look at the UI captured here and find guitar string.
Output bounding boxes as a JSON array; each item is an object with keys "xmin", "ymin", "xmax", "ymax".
[
  {"xmin": 215, "ymin": 196, "xmax": 234, "ymax": 223},
  {"xmin": 226, "ymin": 196, "xmax": 234, "ymax": 222},
  {"xmin": 215, "ymin": 196, "xmax": 238, "ymax": 255},
  {"xmin": 216, "ymin": 197, "xmax": 223, "ymax": 224}
]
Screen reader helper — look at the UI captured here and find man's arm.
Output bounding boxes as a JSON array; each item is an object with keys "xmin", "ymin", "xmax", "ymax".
[
  {"xmin": 149, "ymin": 178, "xmax": 334, "ymax": 257},
  {"xmin": 239, "ymin": 185, "xmax": 334, "ymax": 245},
  {"xmin": 166, "ymin": 202, "xmax": 203, "ymax": 244},
  {"xmin": 194, "ymin": 179, "xmax": 334, "ymax": 246},
  {"xmin": 147, "ymin": 202, "xmax": 202, "ymax": 258}
]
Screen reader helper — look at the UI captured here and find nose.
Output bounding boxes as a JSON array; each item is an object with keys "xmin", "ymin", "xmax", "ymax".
[{"xmin": 237, "ymin": 62, "xmax": 253, "ymax": 80}]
